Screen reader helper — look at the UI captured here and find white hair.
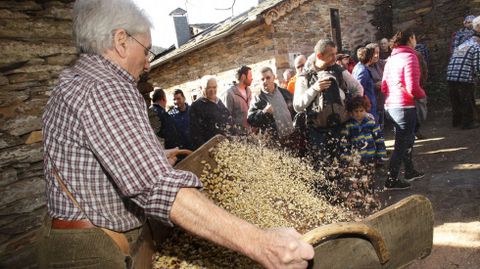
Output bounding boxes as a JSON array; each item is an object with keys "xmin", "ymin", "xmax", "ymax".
[
  {"xmin": 73, "ymin": 0, "xmax": 153, "ymax": 54},
  {"xmin": 473, "ymin": 16, "xmax": 480, "ymax": 31},
  {"xmin": 199, "ymin": 75, "xmax": 217, "ymax": 96}
]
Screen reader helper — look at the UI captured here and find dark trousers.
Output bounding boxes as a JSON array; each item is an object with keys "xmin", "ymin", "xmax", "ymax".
[
  {"xmin": 386, "ymin": 108, "xmax": 417, "ymax": 181},
  {"xmin": 306, "ymin": 124, "xmax": 344, "ymax": 170},
  {"xmin": 448, "ymin": 81, "xmax": 477, "ymax": 127}
]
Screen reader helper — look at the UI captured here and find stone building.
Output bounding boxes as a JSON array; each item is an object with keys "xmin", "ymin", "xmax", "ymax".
[
  {"xmin": 149, "ymin": 0, "xmax": 388, "ymax": 100},
  {"xmin": 1, "ymin": 0, "xmax": 480, "ymax": 268}
]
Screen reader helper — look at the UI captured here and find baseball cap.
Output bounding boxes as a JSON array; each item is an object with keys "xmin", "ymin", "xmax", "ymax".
[
  {"xmin": 336, "ymin": 54, "xmax": 350, "ymax": 61},
  {"xmin": 464, "ymin": 15, "xmax": 476, "ymax": 23}
]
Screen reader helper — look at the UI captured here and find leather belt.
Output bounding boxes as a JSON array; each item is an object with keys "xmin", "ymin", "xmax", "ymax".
[
  {"xmin": 52, "ymin": 218, "xmax": 95, "ymax": 229},
  {"xmin": 51, "ymin": 218, "xmax": 131, "ymax": 256}
]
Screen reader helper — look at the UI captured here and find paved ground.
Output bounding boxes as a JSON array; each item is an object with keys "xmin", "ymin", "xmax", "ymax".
[{"xmin": 377, "ymin": 109, "xmax": 480, "ymax": 269}]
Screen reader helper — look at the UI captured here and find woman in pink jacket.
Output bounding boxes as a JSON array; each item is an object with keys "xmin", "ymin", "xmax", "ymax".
[{"xmin": 382, "ymin": 29, "xmax": 427, "ymax": 190}]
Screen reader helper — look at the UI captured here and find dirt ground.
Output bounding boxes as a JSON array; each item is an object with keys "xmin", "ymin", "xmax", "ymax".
[{"xmin": 376, "ymin": 108, "xmax": 480, "ymax": 269}]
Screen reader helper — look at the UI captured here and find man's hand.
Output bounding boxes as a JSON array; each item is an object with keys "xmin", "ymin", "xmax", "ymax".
[
  {"xmin": 252, "ymin": 228, "xmax": 314, "ymax": 269},
  {"xmin": 313, "ymin": 78, "xmax": 332, "ymax": 92},
  {"xmin": 263, "ymin": 104, "xmax": 274, "ymax": 114},
  {"xmin": 171, "ymin": 189, "xmax": 314, "ymax": 269},
  {"xmin": 164, "ymin": 147, "xmax": 179, "ymax": 166}
]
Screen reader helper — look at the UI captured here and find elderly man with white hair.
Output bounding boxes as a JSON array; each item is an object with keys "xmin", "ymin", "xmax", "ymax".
[
  {"xmin": 447, "ymin": 16, "xmax": 480, "ymax": 130},
  {"xmin": 40, "ymin": 0, "xmax": 314, "ymax": 268},
  {"xmin": 189, "ymin": 76, "xmax": 232, "ymax": 149},
  {"xmin": 451, "ymin": 15, "xmax": 476, "ymax": 52}
]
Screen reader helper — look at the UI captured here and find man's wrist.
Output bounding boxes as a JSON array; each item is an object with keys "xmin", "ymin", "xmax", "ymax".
[{"xmin": 238, "ymin": 225, "xmax": 266, "ymax": 263}]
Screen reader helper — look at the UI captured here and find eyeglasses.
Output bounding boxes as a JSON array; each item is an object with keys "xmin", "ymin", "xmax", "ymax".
[
  {"xmin": 126, "ymin": 32, "xmax": 157, "ymax": 62},
  {"xmin": 296, "ymin": 64, "xmax": 305, "ymax": 69}
]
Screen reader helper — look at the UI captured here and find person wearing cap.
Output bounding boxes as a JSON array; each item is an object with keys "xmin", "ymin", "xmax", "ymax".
[
  {"xmin": 335, "ymin": 53, "xmax": 350, "ymax": 71},
  {"xmin": 451, "ymin": 15, "xmax": 476, "ymax": 53}
]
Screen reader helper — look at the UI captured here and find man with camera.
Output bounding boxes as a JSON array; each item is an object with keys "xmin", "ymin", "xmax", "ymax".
[{"xmin": 293, "ymin": 39, "xmax": 364, "ymax": 165}]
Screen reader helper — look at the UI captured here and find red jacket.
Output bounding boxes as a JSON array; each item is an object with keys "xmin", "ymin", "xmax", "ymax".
[{"xmin": 382, "ymin": 46, "xmax": 426, "ymax": 108}]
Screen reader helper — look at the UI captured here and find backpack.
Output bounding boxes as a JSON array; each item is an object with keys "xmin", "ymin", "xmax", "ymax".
[{"xmin": 302, "ymin": 64, "xmax": 350, "ymax": 128}]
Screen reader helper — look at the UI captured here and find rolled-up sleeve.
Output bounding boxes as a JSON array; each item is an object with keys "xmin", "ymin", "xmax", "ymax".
[{"xmin": 82, "ymin": 81, "xmax": 202, "ymax": 226}]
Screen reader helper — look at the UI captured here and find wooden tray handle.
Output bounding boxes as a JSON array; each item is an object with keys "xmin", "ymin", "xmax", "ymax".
[
  {"xmin": 175, "ymin": 149, "xmax": 193, "ymax": 157},
  {"xmin": 300, "ymin": 222, "xmax": 390, "ymax": 264}
]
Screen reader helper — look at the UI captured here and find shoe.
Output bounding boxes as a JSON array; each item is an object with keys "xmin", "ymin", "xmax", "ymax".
[
  {"xmin": 462, "ymin": 122, "xmax": 480, "ymax": 130},
  {"xmin": 404, "ymin": 171, "xmax": 425, "ymax": 182},
  {"xmin": 385, "ymin": 180, "xmax": 411, "ymax": 190}
]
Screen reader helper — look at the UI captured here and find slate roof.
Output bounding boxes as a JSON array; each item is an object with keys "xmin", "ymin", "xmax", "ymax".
[
  {"xmin": 151, "ymin": 0, "xmax": 305, "ymax": 68},
  {"xmin": 190, "ymin": 23, "xmax": 216, "ymax": 31}
]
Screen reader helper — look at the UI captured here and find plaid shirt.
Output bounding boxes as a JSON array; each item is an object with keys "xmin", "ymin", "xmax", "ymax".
[
  {"xmin": 447, "ymin": 35, "xmax": 480, "ymax": 83},
  {"xmin": 43, "ymin": 54, "xmax": 202, "ymax": 232},
  {"xmin": 451, "ymin": 28, "xmax": 475, "ymax": 51}
]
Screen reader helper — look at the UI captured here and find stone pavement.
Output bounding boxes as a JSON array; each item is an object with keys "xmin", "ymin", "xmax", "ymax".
[{"xmin": 377, "ymin": 111, "xmax": 480, "ymax": 269}]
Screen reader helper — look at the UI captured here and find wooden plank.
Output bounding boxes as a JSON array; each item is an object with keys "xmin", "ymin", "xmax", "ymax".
[
  {"xmin": 307, "ymin": 195, "xmax": 433, "ymax": 269},
  {"xmin": 175, "ymin": 135, "xmax": 227, "ymax": 177}
]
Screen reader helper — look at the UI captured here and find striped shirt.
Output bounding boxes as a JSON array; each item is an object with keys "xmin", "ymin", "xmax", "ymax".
[
  {"xmin": 43, "ymin": 54, "xmax": 202, "ymax": 232},
  {"xmin": 340, "ymin": 117, "xmax": 386, "ymax": 160}
]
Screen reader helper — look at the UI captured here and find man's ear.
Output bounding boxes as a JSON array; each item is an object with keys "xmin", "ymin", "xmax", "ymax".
[
  {"xmin": 316, "ymin": 52, "xmax": 322, "ymax": 59},
  {"xmin": 112, "ymin": 29, "xmax": 129, "ymax": 59}
]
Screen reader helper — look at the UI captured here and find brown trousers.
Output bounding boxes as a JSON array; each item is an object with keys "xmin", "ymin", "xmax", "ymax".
[{"xmin": 37, "ymin": 218, "xmax": 154, "ymax": 269}]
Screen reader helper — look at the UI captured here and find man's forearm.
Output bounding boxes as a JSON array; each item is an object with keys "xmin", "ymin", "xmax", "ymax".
[
  {"xmin": 169, "ymin": 188, "xmax": 314, "ymax": 268},
  {"xmin": 170, "ymin": 188, "xmax": 260, "ymax": 259}
]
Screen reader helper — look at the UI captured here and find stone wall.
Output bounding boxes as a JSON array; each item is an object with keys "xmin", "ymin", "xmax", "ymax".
[
  {"xmin": 390, "ymin": 0, "xmax": 480, "ymax": 85},
  {"xmin": 272, "ymin": 0, "xmax": 382, "ymax": 73},
  {"xmin": 0, "ymin": 1, "xmax": 76, "ymax": 267}
]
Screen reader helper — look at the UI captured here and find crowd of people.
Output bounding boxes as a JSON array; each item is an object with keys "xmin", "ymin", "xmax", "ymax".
[
  {"xmin": 41, "ymin": 0, "xmax": 480, "ymax": 266},
  {"xmin": 150, "ymin": 15, "xmax": 480, "ymax": 194},
  {"xmin": 152, "ymin": 36, "xmax": 418, "ymax": 191}
]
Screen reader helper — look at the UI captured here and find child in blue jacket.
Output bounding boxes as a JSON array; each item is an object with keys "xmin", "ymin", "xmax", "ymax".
[{"xmin": 341, "ymin": 96, "xmax": 386, "ymax": 162}]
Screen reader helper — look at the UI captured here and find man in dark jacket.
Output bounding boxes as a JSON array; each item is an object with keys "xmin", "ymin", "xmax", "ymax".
[
  {"xmin": 248, "ymin": 67, "xmax": 295, "ymax": 145},
  {"xmin": 190, "ymin": 76, "xmax": 232, "ymax": 149},
  {"xmin": 150, "ymin": 88, "xmax": 180, "ymax": 149},
  {"xmin": 169, "ymin": 89, "xmax": 194, "ymax": 150}
]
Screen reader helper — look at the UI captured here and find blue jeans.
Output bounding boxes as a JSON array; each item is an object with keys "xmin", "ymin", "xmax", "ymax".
[{"xmin": 386, "ymin": 108, "xmax": 417, "ymax": 180}]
